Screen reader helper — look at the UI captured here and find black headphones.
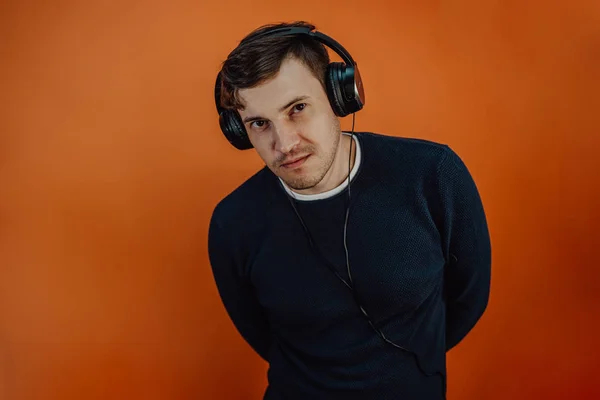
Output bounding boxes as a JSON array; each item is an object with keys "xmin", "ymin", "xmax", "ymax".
[{"xmin": 214, "ymin": 26, "xmax": 366, "ymax": 150}]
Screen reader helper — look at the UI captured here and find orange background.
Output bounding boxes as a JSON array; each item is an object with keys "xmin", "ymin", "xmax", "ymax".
[{"xmin": 1, "ymin": 1, "xmax": 599, "ymax": 399}]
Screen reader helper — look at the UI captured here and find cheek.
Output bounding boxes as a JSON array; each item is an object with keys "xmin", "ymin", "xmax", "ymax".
[
  {"xmin": 300, "ymin": 113, "xmax": 331, "ymax": 138},
  {"xmin": 307, "ymin": 114, "xmax": 338, "ymax": 143},
  {"xmin": 247, "ymin": 134, "xmax": 275, "ymax": 160},
  {"xmin": 247, "ymin": 128, "xmax": 270, "ymax": 145}
]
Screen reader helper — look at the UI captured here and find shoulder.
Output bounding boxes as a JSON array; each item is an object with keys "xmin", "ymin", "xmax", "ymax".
[
  {"xmin": 209, "ymin": 166, "xmax": 274, "ymax": 234},
  {"xmin": 354, "ymin": 131, "xmax": 457, "ymax": 177},
  {"xmin": 356, "ymin": 131, "xmax": 452, "ymax": 157}
]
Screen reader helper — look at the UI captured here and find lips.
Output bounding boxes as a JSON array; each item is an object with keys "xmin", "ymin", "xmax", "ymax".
[{"xmin": 281, "ymin": 155, "xmax": 310, "ymax": 168}]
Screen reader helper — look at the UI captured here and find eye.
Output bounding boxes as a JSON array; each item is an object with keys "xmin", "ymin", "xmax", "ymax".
[
  {"xmin": 292, "ymin": 103, "xmax": 306, "ymax": 113},
  {"xmin": 250, "ymin": 120, "xmax": 269, "ymax": 130}
]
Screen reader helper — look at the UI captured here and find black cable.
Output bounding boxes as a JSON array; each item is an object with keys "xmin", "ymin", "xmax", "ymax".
[{"xmin": 287, "ymin": 115, "xmax": 445, "ymax": 397}]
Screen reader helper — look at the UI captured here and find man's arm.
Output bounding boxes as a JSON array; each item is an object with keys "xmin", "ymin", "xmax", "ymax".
[
  {"xmin": 207, "ymin": 210, "xmax": 271, "ymax": 361},
  {"xmin": 435, "ymin": 146, "xmax": 492, "ymax": 351}
]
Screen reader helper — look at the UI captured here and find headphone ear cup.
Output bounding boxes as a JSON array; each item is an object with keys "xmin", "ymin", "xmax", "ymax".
[
  {"xmin": 219, "ymin": 109, "xmax": 253, "ymax": 150},
  {"xmin": 326, "ymin": 62, "xmax": 348, "ymax": 117},
  {"xmin": 326, "ymin": 62, "xmax": 365, "ymax": 118}
]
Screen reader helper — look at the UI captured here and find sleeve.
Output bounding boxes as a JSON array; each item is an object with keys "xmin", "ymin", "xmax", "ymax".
[
  {"xmin": 435, "ymin": 146, "xmax": 492, "ymax": 351},
  {"xmin": 207, "ymin": 210, "xmax": 272, "ymax": 361}
]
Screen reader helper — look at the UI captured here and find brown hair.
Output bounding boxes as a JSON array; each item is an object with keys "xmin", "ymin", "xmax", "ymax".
[{"xmin": 218, "ymin": 21, "xmax": 330, "ymax": 111}]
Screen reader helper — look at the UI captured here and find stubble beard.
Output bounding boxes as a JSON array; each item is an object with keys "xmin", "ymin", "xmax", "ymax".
[{"xmin": 278, "ymin": 118, "xmax": 342, "ymax": 192}]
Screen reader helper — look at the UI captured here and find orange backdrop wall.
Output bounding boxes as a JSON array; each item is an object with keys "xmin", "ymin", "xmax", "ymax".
[{"xmin": 1, "ymin": 1, "xmax": 599, "ymax": 399}]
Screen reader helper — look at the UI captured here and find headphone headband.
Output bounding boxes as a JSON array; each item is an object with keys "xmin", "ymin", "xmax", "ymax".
[{"xmin": 249, "ymin": 26, "xmax": 357, "ymax": 66}]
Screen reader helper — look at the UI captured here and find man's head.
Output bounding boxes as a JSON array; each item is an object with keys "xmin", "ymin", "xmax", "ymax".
[{"xmin": 218, "ymin": 21, "xmax": 349, "ymax": 194}]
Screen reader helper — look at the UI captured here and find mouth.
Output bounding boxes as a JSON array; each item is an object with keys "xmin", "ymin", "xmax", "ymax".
[{"xmin": 281, "ymin": 155, "xmax": 310, "ymax": 169}]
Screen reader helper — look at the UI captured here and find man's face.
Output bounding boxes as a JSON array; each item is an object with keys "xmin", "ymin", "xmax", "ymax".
[{"xmin": 237, "ymin": 56, "xmax": 343, "ymax": 194}]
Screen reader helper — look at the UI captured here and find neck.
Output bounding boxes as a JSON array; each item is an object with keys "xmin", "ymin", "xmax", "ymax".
[{"xmin": 330, "ymin": 133, "xmax": 356, "ymax": 189}]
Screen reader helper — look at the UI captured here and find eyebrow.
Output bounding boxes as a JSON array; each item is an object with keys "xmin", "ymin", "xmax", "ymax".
[{"xmin": 242, "ymin": 95, "xmax": 310, "ymax": 124}]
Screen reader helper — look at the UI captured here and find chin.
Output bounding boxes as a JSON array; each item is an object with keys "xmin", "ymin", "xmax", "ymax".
[
  {"xmin": 281, "ymin": 171, "xmax": 326, "ymax": 191},
  {"xmin": 285, "ymin": 180, "xmax": 318, "ymax": 191}
]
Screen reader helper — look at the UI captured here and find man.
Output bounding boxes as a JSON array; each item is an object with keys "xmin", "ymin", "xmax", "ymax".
[{"xmin": 208, "ymin": 21, "xmax": 491, "ymax": 400}]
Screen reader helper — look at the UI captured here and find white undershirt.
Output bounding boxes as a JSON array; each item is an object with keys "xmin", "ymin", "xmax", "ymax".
[{"xmin": 279, "ymin": 132, "xmax": 362, "ymax": 201}]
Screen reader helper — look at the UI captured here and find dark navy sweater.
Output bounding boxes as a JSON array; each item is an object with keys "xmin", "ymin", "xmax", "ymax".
[{"xmin": 207, "ymin": 132, "xmax": 491, "ymax": 399}]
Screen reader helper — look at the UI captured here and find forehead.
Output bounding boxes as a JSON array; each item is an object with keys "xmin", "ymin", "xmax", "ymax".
[{"xmin": 238, "ymin": 57, "xmax": 324, "ymax": 115}]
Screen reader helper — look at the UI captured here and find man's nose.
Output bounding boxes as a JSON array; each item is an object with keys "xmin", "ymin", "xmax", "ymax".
[{"xmin": 273, "ymin": 121, "xmax": 300, "ymax": 154}]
